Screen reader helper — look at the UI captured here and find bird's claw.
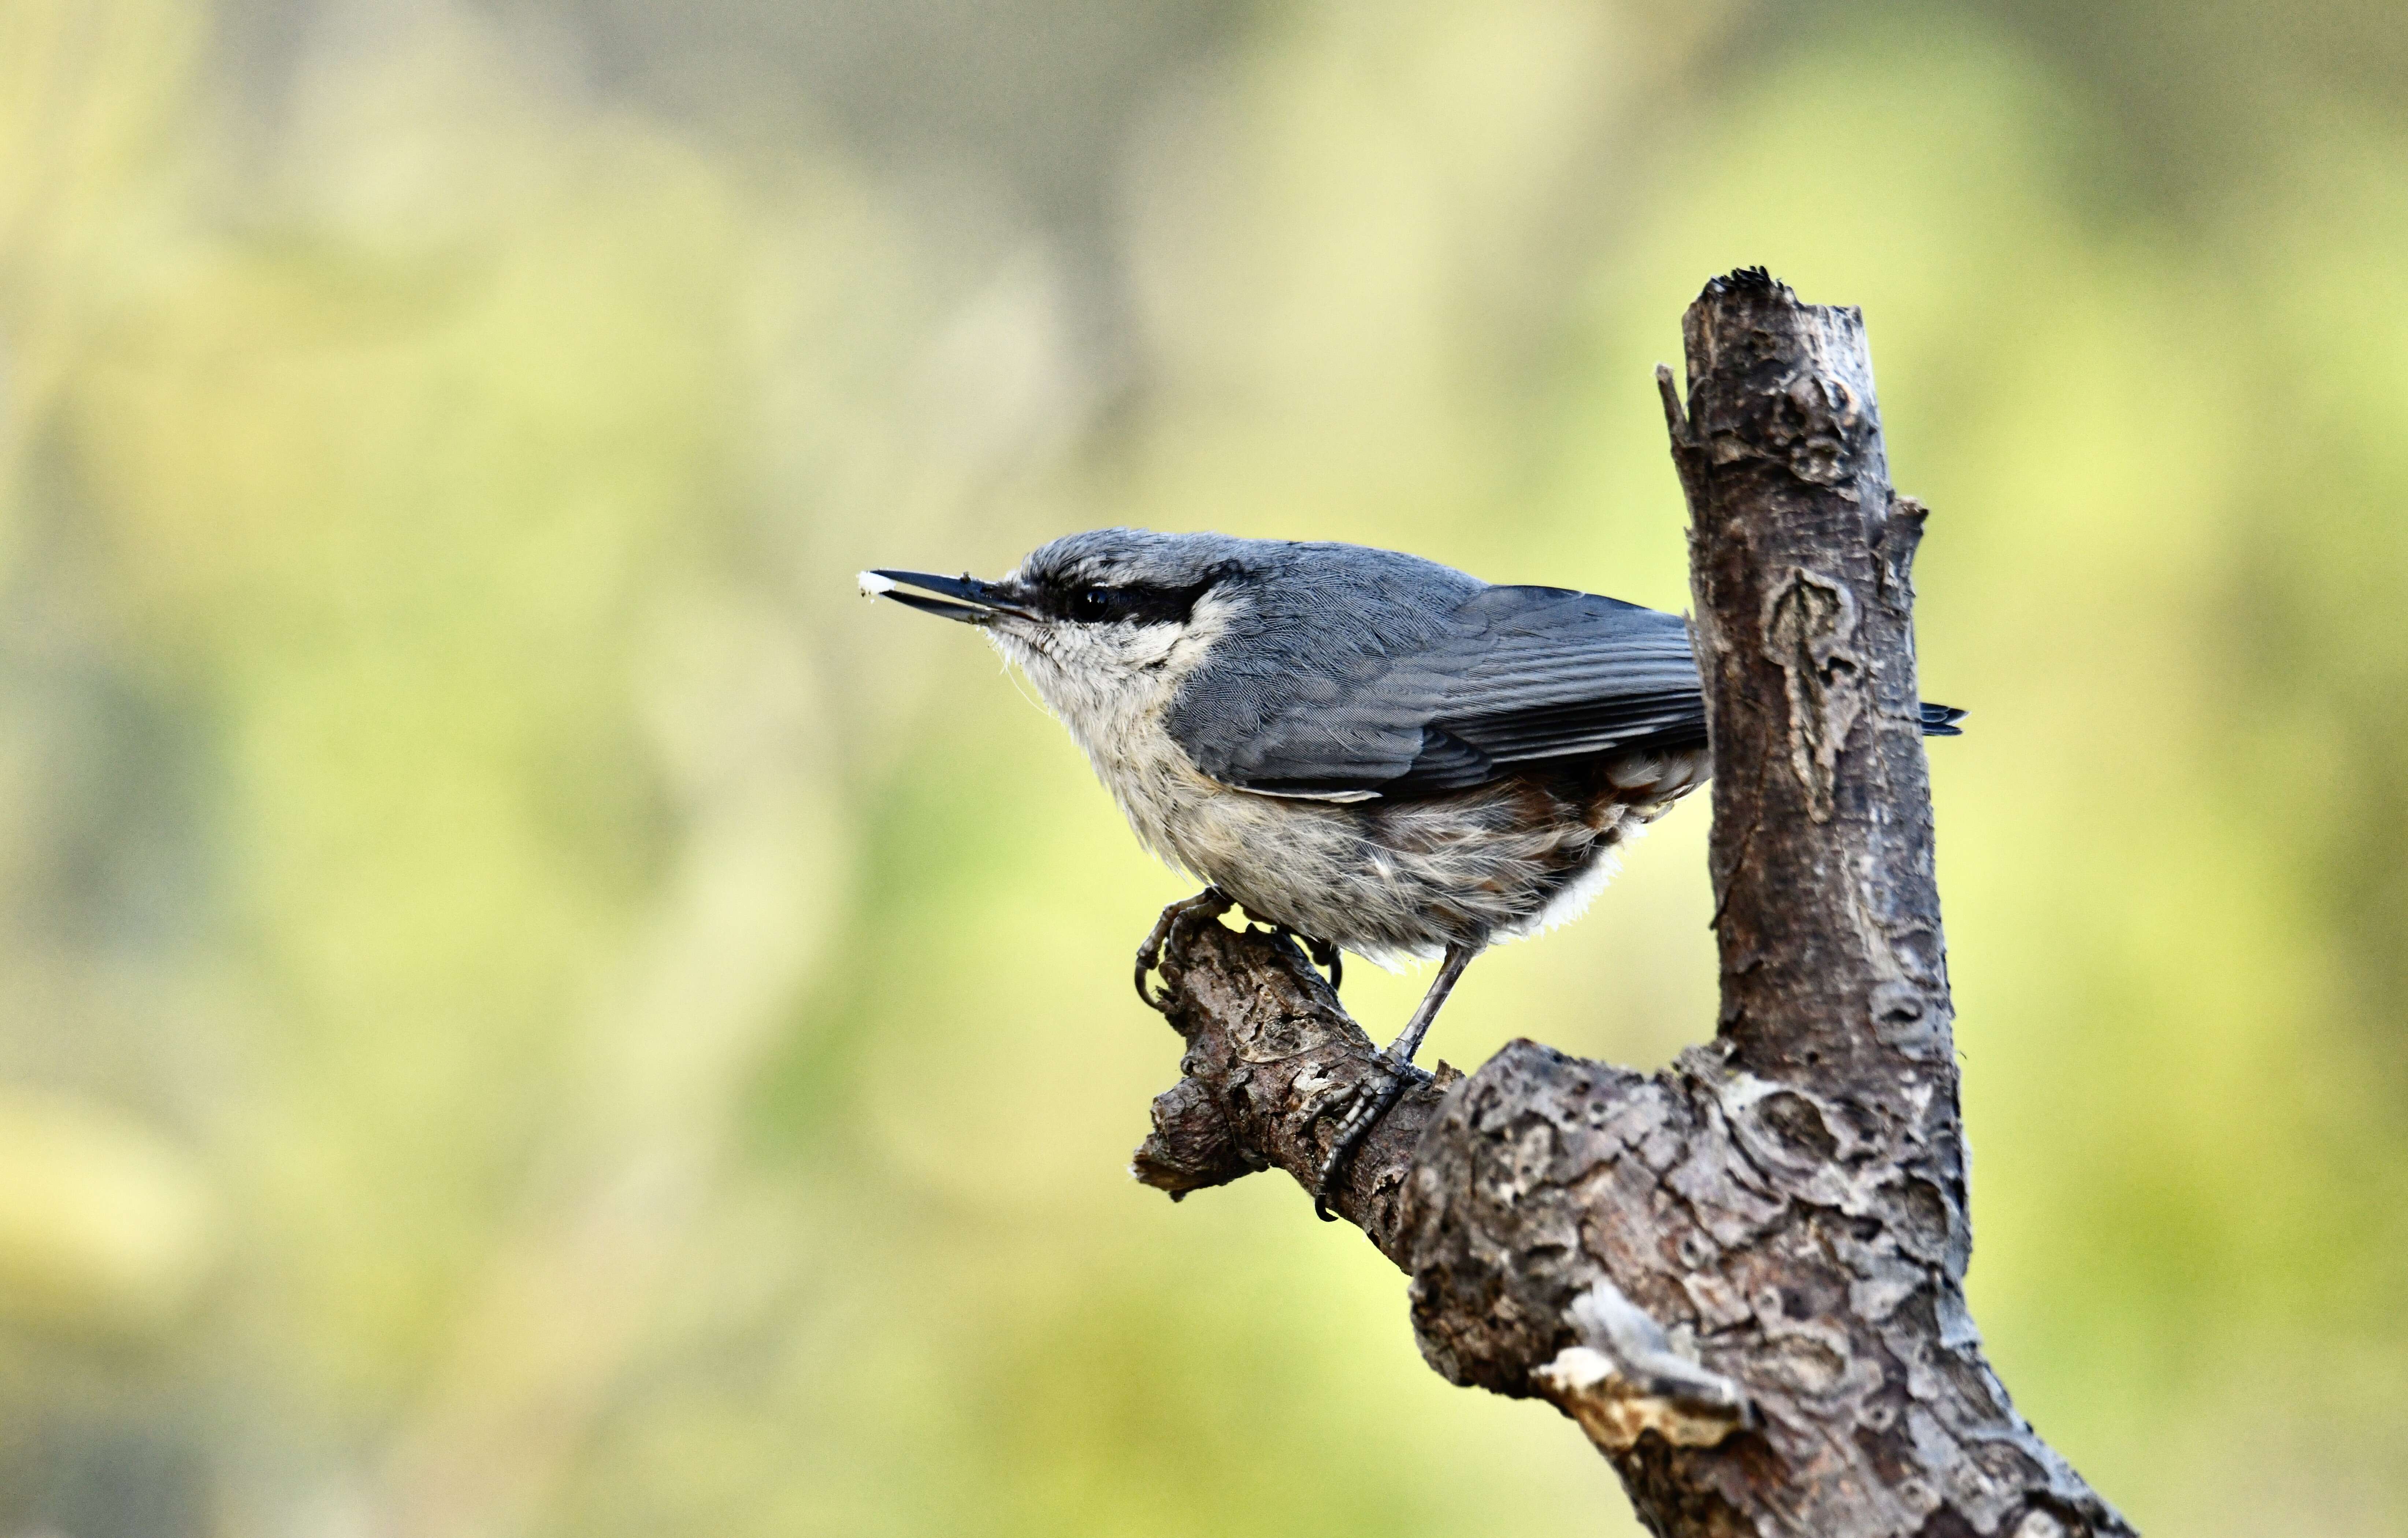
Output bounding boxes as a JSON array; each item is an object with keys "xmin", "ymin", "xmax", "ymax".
[
  {"xmin": 1305, "ymin": 936, "xmax": 1342, "ymax": 993},
  {"xmin": 1135, "ymin": 887, "xmax": 1233, "ymax": 1013},
  {"xmin": 1311, "ymin": 1051, "xmax": 1432, "ymax": 1221}
]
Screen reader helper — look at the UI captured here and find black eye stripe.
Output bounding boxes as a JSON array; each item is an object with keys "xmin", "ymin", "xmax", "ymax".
[{"xmin": 1045, "ymin": 562, "xmax": 1238, "ymax": 625}]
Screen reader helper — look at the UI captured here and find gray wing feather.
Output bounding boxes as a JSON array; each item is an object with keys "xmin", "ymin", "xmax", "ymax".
[{"xmin": 1168, "ymin": 571, "xmax": 1705, "ymax": 799}]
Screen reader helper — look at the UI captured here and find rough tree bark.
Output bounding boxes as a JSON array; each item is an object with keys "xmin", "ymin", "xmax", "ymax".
[{"xmin": 1129, "ymin": 271, "xmax": 2137, "ymax": 1538}]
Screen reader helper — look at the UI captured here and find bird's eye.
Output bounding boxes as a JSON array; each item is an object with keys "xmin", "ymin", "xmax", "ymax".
[{"xmin": 1069, "ymin": 586, "xmax": 1115, "ymax": 622}]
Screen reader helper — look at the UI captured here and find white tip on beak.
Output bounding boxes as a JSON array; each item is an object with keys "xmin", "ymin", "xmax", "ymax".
[{"xmin": 856, "ymin": 570, "xmax": 898, "ymax": 598}]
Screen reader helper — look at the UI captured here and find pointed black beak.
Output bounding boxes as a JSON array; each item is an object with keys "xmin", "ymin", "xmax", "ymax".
[{"xmin": 857, "ymin": 568, "xmax": 1035, "ymax": 625}]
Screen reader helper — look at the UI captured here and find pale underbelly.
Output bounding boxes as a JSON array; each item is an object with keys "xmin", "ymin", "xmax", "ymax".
[{"xmin": 1140, "ymin": 748, "xmax": 1707, "ymax": 962}]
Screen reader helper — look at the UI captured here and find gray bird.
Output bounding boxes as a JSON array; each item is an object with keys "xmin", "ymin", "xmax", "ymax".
[{"xmin": 862, "ymin": 529, "xmax": 1962, "ymax": 1213}]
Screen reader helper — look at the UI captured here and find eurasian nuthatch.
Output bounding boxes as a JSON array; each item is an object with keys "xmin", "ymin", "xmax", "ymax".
[{"xmin": 863, "ymin": 529, "xmax": 1961, "ymax": 1212}]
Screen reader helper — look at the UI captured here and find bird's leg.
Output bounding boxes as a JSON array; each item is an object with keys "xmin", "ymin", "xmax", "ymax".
[
  {"xmin": 1135, "ymin": 887, "xmax": 1233, "ymax": 1012},
  {"xmin": 1312, "ymin": 939, "xmax": 1481, "ymax": 1220},
  {"xmin": 1380, "ymin": 940, "xmax": 1475, "ymax": 1065}
]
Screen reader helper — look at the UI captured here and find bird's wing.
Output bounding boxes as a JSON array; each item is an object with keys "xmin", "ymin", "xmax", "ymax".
[{"xmin": 1165, "ymin": 584, "xmax": 1705, "ymax": 798}]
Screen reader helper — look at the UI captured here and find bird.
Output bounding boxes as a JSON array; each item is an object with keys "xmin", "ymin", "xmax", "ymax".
[{"xmin": 861, "ymin": 529, "xmax": 1962, "ymax": 1215}]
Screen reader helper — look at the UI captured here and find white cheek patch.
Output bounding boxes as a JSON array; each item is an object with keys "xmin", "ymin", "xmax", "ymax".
[
  {"xmin": 1119, "ymin": 625, "xmax": 1187, "ymax": 671},
  {"xmin": 1176, "ymin": 591, "xmax": 1237, "ymax": 665},
  {"xmin": 986, "ymin": 618, "xmax": 1201, "ymax": 773}
]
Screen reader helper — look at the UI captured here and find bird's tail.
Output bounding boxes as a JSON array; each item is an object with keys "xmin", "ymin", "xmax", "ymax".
[{"xmin": 1918, "ymin": 702, "xmax": 1967, "ymax": 737}]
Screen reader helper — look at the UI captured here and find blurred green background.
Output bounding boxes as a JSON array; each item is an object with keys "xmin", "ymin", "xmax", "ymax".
[{"xmin": 4, "ymin": 0, "xmax": 2406, "ymax": 1533}]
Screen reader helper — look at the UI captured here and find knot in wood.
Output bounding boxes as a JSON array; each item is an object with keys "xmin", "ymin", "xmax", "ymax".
[
  {"xmin": 1763, "ymin": 371, "xmax": 1863, "ymax": 489},
  {"xmin": 1759, "ymin": 570, "xmax": 1865, "ymax": 823}
]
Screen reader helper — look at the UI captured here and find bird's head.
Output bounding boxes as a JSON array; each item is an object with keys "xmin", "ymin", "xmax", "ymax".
[{"xmin": 860, "ymin": 528, "xmax": 1254, "ymax": 729}]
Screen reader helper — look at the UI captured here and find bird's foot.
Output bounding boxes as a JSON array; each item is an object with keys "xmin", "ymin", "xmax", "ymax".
[
  {"xmin": 1135, "ymin": 887, "xmax": 1233, "ymax": 1013},
  {"xmin": 1311, "ymin": 1050, "xmax": 1432, "ymax": 1222}
]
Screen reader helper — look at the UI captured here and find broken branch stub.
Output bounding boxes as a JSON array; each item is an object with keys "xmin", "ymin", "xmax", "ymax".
[{"xmin": 1131, "ymin": 270, "xmax": 2136, "ymax": 1537}]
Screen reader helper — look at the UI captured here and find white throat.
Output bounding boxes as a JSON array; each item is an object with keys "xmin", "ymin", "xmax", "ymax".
[{"xmin": 985, "ymin": 592, "xmax": 1240, "ymax": 869}]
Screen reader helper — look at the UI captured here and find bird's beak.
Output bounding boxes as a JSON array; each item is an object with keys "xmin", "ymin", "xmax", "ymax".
[{"xmin": 857, "ymin": 569, "xmax": 1035, "ymax": 625}]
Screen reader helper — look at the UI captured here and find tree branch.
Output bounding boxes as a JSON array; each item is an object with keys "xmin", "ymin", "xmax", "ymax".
[{"xmin": 1129, "ymin": 271, "xmax": 2136, "ymax": 1538}]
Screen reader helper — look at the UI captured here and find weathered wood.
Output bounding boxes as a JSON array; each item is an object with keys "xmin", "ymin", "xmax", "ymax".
[{"xmin": 1131, "ymin": 270, "xmax": 2134, "ymax": 1538}]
